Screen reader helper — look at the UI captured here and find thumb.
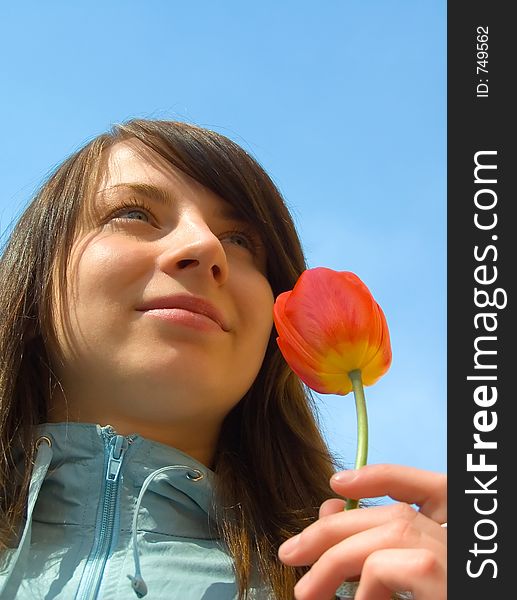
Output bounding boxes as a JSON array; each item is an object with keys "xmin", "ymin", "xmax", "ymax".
[{"xmin": 330, "ymin": 464, "xmax": 447, "ymax": 523}]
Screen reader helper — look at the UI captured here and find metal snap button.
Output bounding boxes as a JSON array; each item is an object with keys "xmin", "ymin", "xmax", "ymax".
[
  {"xmin": 35, "ymin": 435, "xmax": 53, "ymax": 449},
  {"xmin": 185, "ymin": 469, "xmax": 204, "ymax": 481}
]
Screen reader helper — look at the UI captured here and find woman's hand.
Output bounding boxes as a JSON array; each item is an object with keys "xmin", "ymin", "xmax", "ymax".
[{"xmin": 278, "ymin": 464, "xmax": 447, "ymax": 600}]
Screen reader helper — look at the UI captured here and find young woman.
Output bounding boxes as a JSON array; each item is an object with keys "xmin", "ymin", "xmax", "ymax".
[{"xmin": 0, "ymin": 120, "xmax": 446, "ymax": 600}]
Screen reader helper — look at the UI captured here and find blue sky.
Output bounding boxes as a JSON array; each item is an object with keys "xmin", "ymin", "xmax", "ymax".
[{"xmin": 0, "ymin": 1, "xmax": 446, "ymax": 478}]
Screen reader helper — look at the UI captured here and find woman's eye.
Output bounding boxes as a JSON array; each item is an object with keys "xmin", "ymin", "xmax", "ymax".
[
  {"xmin": 220, "ymin": 230, "xmax": 256, "ymax": 252},
  {"xmin": 108, "ymin": 199, "xmax": 154, "ymax": 224},
  {"xmin": 115, "ymin": 208, "xmax": 150, "ymax": 222}
]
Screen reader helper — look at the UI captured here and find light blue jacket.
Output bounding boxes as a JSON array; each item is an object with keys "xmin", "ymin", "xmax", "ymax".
[{"xmin": 0, "ymin": 423, "xmax": 271, "ymax": 599}]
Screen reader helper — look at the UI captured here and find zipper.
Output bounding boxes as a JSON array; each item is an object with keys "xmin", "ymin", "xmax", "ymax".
[{"xmin": 74, "ymin": 425, "xmax": 135, "ymax": 600}]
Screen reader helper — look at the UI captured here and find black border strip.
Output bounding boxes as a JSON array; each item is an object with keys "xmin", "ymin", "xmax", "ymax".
[{"xmin": 448, "ymin": 2, "xmax": 514, "ymax": 597}]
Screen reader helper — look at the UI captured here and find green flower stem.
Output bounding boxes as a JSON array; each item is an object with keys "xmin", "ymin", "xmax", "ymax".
[{"xmin": 345, "ymin": 369, "xmax": 368, "ymax": 511}]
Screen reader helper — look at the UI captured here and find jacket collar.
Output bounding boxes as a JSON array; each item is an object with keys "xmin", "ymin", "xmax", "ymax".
[
  {"xmin": 1, "ymin": 423, "xmax": 223, "ymax": 600},
  {"xmin": 32, "ymin": 422, "xmax": 218, "ymax": 537}
]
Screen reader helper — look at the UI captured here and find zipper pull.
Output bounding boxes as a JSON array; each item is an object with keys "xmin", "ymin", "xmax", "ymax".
[{"xmin": 106, "ymin": 435, "xmax": 129, "ymax": 482}]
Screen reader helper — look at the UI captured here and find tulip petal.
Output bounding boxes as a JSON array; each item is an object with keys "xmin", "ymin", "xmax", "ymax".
[
  {"xmin": 273, "ymin": 267, "xmax": 392, "ymax": 396},
  {"xmin": 274, "ymin": 291, "xmax": 326, "ymax": 369},
  {"xmin": 274, "ymin": 291, "xmax": 353, "ymax": 375},
  {"xmin": 284, "ymin": 269, "xmax": 378, "ymax": 356},
  {"xmin": 276, "ymin": 337, "xmax": 354, "ymax": 395},
  {"xmin": 317, "ymin": 371, "xmax": 354, "ymax": 396},
  {"xmin": 275, "ymin": 336, "xmax": 329, "ymax": 393}
]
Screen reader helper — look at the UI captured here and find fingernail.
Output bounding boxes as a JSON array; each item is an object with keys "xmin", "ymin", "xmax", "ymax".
[
  {"xmin": 331, "ymin": 470, "xmax": 358, "ymax": 484},
  {"xmin": 279, "ymin": 534, "xmax": 300, "ymax": 556}
]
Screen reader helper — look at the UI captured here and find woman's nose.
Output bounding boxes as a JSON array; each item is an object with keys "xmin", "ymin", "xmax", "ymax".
[{"xmin": 157, "ymin": 218, "xmax": 230, "ymax": 286}]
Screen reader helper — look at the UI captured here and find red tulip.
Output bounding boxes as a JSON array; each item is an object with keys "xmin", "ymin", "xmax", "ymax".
[{"xmin": 273, "ymin": 267, "xmax": 392, "ymax": 395}]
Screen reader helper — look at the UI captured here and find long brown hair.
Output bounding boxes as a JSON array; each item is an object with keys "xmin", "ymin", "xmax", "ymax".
[{"xmin": 0, "ymin": 120, "xmax": 340, "ymax": 598}]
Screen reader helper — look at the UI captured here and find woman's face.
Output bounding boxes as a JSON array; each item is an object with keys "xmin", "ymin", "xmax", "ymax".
[{"xmin": 49, "ymin": 140, "xmax": 274, "ymax": 452}]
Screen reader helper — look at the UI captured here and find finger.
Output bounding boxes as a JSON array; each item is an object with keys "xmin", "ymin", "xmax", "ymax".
[
  {"xmin": 291, "ymin": 524, "xmax": 444, "ymax": 600},
  {"xmin": 279, "ymin": 502, "xmax": 443, "ymax": 566},
  {"xmin": 330, "ymin": 464, "xmax": 447, "ymax": 523},
  {"xmin": 356, "ymin": 548, "xmax": 446, "ymax": 600},
  {"xmin": 319, "ymin": 498, "xmax": 346, "ymax": 518}
]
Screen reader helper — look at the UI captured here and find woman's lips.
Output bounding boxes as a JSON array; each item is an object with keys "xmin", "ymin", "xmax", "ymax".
[
  {"xmin": 136, "ymin": 293, "xmax": 229, "ymax": 331},
  {"xmin": 141, "ymin": 307, "xmax": 223, "ymax": 332}
]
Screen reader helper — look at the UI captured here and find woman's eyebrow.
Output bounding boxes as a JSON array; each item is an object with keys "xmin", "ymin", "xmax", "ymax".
[
  {"xmin": 98, "ymin": 182, "xmax": 249, "ymax": 223},
  {"xmin": 98, "ymin": 182, "xmax": 176, "ymax": 207}
]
